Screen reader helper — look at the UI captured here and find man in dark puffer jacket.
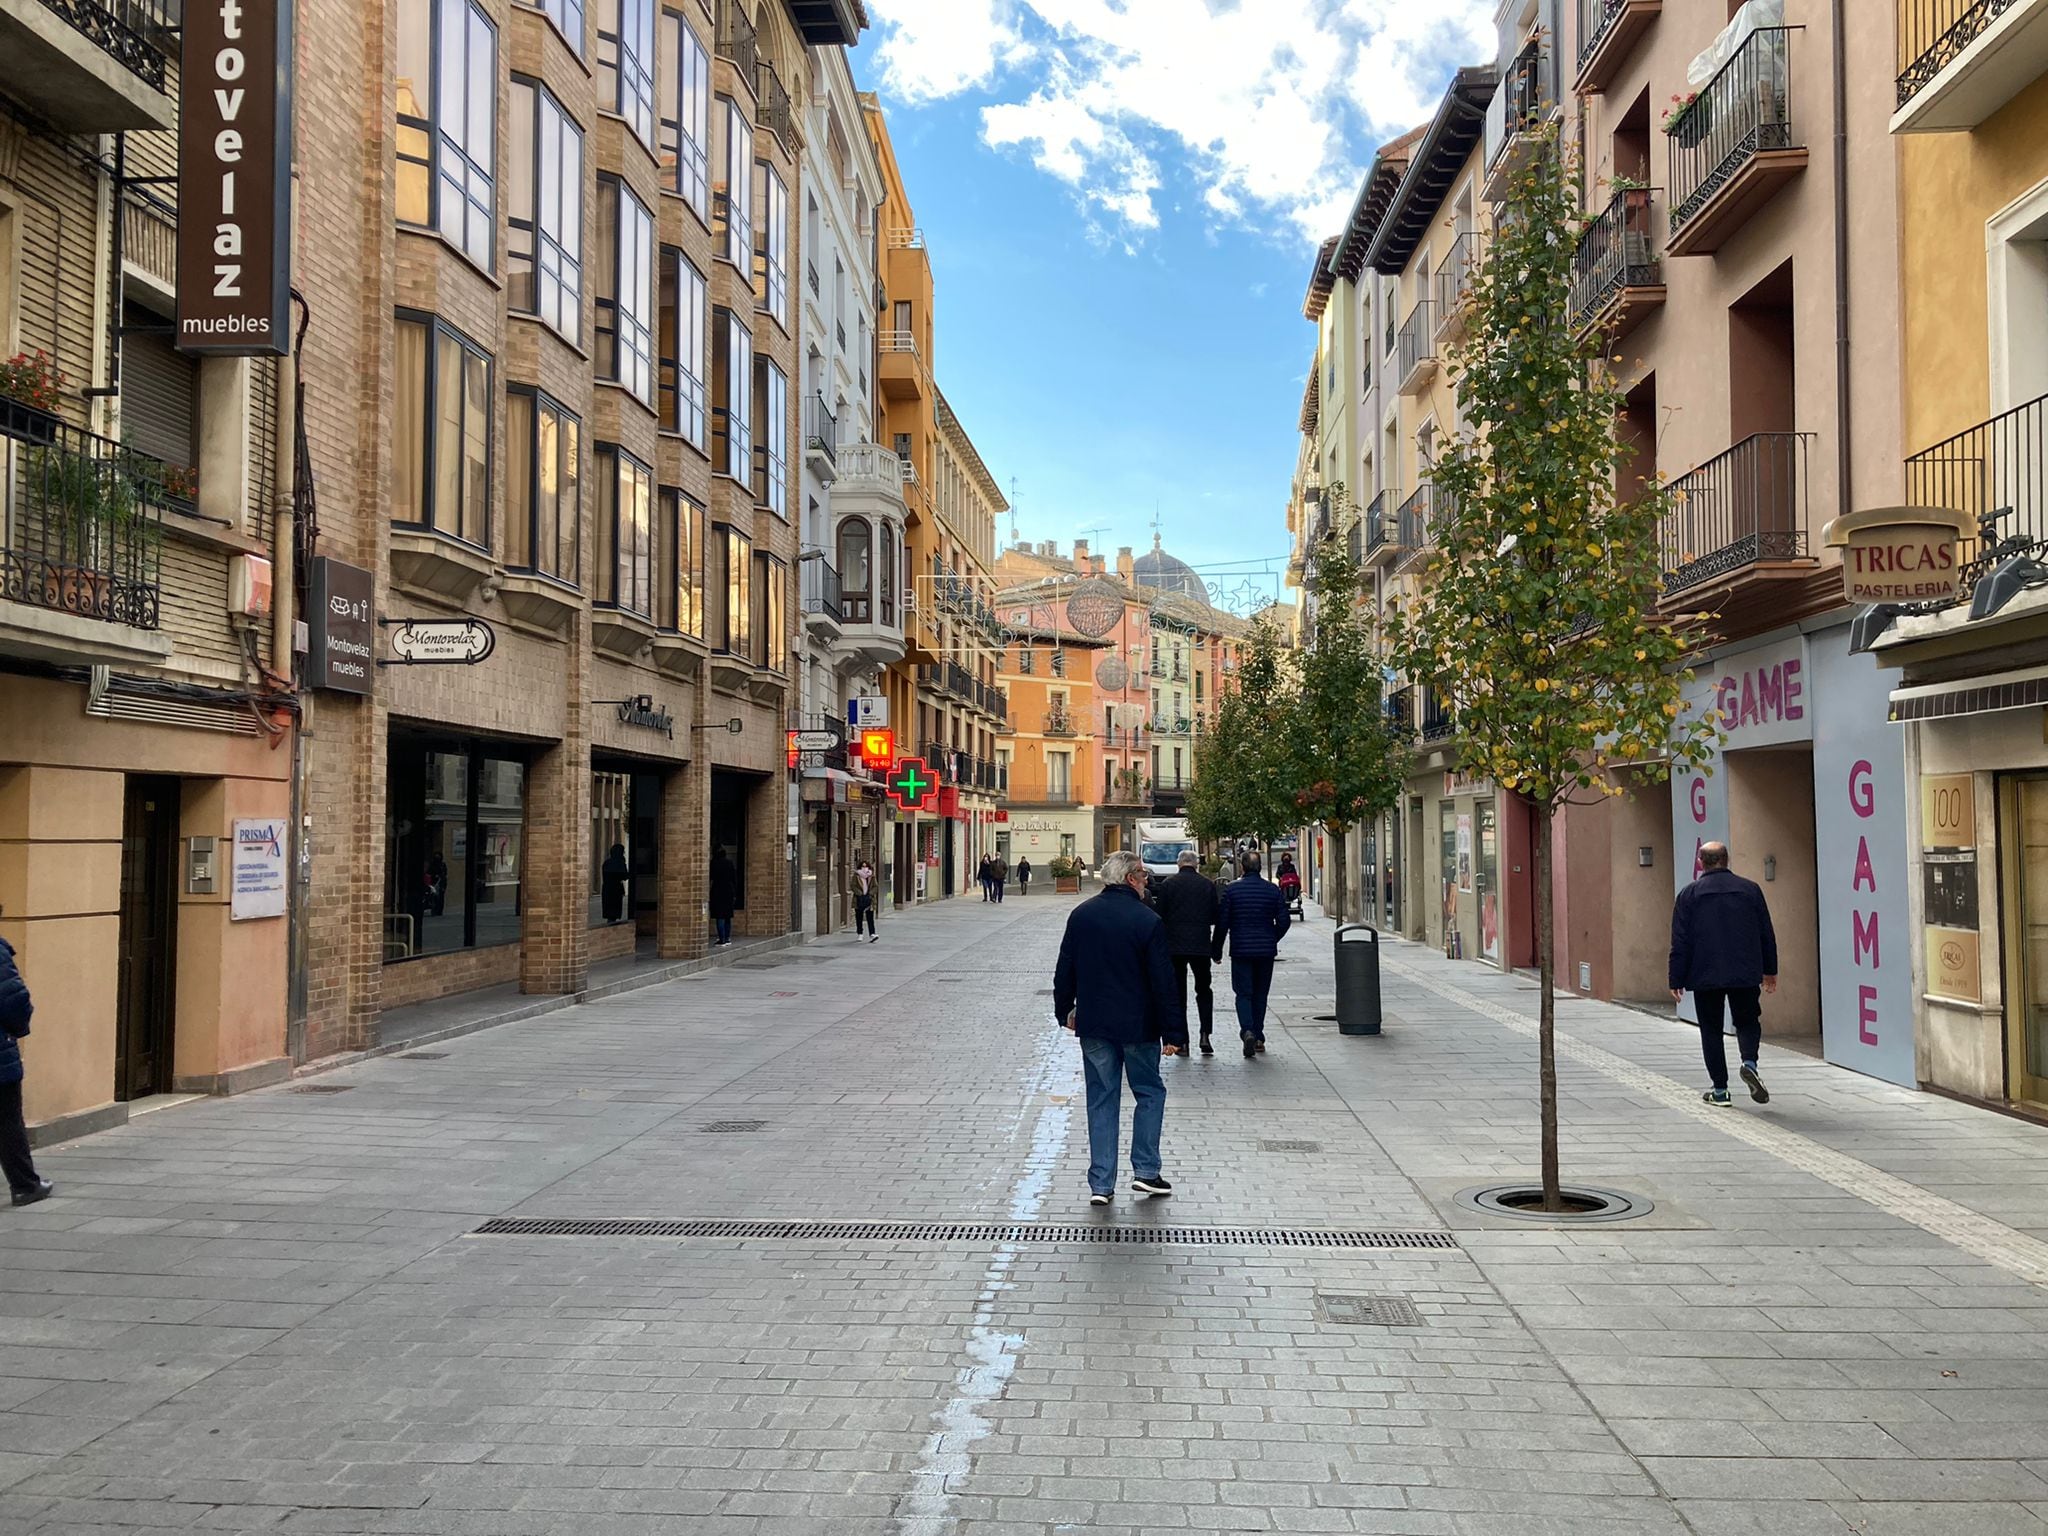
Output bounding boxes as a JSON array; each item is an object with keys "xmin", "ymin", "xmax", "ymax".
[{"xmin": 1, "ymin": 935, "xmax": 51, "ymax": 1207}]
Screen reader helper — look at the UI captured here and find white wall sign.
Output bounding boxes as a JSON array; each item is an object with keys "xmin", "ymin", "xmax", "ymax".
[{"xmin": 231, "ymin": 818, "xmax": 289, "ymax": 921}]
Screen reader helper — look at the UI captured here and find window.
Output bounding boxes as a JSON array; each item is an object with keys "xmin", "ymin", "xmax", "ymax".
[
  {"xmin": 596, "ymin": 176, "xmax": 654, "ymax": 404},
  {"xmin": 598, "ymin": 0, "xmax": 655, "ymax": 149},
  {"xmin": 594, "ymin": 445, "xmax": 654, "ymax": 615},
  {"xmin": 1048, "ymin": 751, "xmax": 1071, "ymax": 801},
  {"xmin": 708, "ymin": 523, "xmax": 753, "ymax": 655},
  {"xmin": 756, "ymin": 357, "xmax": 788, "ymax": 517},
  {"xmin": 658, "ymin": 8, "xmax": 711, "ymax": 219},
  {"xmin": 1018, "ymin": 646, "xmax": 1034, "ymax": 674},
  {"xmin": 880, "ymin": 521, "xmax": 896, "ymax": 625},
  {"xmin": 838, "ymin": 516, "xmax": 871, "ymax": 597},
  {"xmin": 760, "ymin": 164, "xmax": 789, "ymax": 325},
  {"xmin": 658, "ymin": 247, "xmax": 708, "ymax": 448},
  {"xmin": 660, "ymin": 487, "xmax": 704, "ymax": 635},
  {"xmin": 394, "ymin": 313, "xmax": 492, "ymax": 548},
  {"xmin": 718, "ymin": 97, "xmax": 753, "ymax": 267},
  {"xmin": 506, "ymin": 388, "xmax": 581, "ymax": 583},
  {"xmin": 384, "ymin": 739, "xmax": 525, "ymax": 957},
  {"xmin": 397, "ymin": 0, "xmax": 496, "ymax": 269},
  {"xmin": 713, "ymin": 307, "xmax": 753, "ymax": 482},
  {"xmin": 522, "ymin": 0, "xmax": 583, "ymax": 49},
  {"xmin": 510, "ymin": 79, "xmax": 583, "ymax": 342},
  {"xmin": 754, "ymin": 550, "xmax": 786, "ymax": 672}
]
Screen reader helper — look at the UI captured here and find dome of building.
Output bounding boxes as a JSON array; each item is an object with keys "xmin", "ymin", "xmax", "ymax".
[{"xmin": 1132, "ymin": 535, "xmax": 1208, "ymax": 605}]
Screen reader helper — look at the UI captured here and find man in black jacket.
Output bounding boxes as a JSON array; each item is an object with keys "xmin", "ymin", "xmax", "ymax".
[
  {"xmin": 1154, "ymin": 850, "xmax": 1221, "ymax": 1055},
  {"xmin": 1, "ymin": 935, "xmax": 51, "ymax": 1207},
  {"xmin": 1213, "ymin": 851, "xmax": 1291, "ymax": 1058},
  {"xmin": 1053, "ymin": 850, "xmax": 1184, "ymax": 1205},
  {"xmin": 1670, "ymin": 842, "xmax": 1779, "ymax": 1107}
]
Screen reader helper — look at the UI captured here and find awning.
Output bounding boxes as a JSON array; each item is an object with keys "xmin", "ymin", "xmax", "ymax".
[{"xmin": 1887, "ymin": 663, "xmax": 2048, "ymax": 723}]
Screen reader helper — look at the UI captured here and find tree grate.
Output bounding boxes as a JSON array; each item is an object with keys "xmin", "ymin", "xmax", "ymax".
[
  {"xmin": 1260, "ymin": 1140, "xmax": 1323, "ymax": 1153},
  {"xmin": 1316, "ymin": 1292, "xmax": 1425, "ymax": 1327},
  {"xmin": 700, "ymin": 1120, "xmax": 768, "ymax": 1133},
  {"xmin": 469, "ymin": 1217, "xmax": 1459, "ymax": 1249}
]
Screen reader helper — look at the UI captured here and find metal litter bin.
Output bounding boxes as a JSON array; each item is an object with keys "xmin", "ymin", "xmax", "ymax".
[{"xmin": 1335, "ymin": 924, "xmax": 1382, "ymax": 1036}]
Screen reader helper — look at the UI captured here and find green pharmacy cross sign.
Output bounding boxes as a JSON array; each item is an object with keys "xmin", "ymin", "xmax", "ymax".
[{"xmin": 887, "ymin": 757, "xmax": 938, "ymax": 812}]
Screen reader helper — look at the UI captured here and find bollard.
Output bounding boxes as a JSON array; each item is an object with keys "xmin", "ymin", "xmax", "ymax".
[{"xmin": 1334, "ymin": 924, "xmax": 1382, "ymax": 1036}]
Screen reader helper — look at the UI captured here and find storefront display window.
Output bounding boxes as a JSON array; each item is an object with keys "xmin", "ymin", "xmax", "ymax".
[{"xmin": 385, "ymin": 736, "xmax": 526, "ymax": 959}]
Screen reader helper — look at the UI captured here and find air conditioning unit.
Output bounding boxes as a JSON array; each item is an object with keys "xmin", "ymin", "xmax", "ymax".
[{"xmin": 228, "ymin": 553, "xmax": 274, "ymax": 623}]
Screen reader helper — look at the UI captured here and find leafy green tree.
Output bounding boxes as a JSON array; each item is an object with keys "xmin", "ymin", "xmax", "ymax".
[
  {"xmin": 1187, "ymin": 619, "xmax": 1294, "ymax": 850},
  {"xmin": 1383, "ymin": 127, "xmax": 1716, "ymax": 1210},
  {"xmin": 1286, "ymin": 523, "xmax": 1410, "ymax": 923}
]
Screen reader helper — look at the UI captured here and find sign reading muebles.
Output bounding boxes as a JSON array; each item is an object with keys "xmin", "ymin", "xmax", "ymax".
[{"xmin": 177, "ymin": 0, "xmax": 295, "ymax": 357}]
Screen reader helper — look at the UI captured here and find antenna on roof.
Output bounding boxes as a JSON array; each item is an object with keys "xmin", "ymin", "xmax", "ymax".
[{"xmin": 1009, "ymin": 477, "xmax": 1020, "ymax": 543}]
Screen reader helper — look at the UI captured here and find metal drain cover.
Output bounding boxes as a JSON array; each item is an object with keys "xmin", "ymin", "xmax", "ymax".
[
  {"xmin": 1260, "ymin": 1140, "xmax": 1322, "ymax": 1153},
  {"xmin": 399, "ymin": 1051, "xmax": 448, "ymax": 1060},
  {"xmin": 1316, "ymin": 1292, "xmax": 1424, "ymax": 1327},
  {"xmin": 701, "ymin": 1120, "xmax": 768, "ymax": 1133},
  {"xmin": 471, "ymin": 1217, "xmax": 1459, "ymax": 1249},
  {"xmin": 291, "ymin": 1084, "xmax": 353, "ymax": 1095},
  {"xmin": 734, "ymin": 962, "xmax": 782, "ymax": 971}
]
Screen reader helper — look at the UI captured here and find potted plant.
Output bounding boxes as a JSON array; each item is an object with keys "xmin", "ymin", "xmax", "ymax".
[
  {"xmin": 0, "ymin": 350, "xmax": 66, "ymax": 441},
  {"xmin": 1662, "ymin": 91, "xmax": 1705, "ymax": 147},
  {"xmin": 1050, "ymin": 854, "xmax": 1082, "ymax": 893},
  {"xmin": 26, "ymin": 444, "xmax": 155, "ymax": 618}
]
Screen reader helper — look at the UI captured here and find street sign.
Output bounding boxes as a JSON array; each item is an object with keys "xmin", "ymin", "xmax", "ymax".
[
  {"xmin": 307, "ymin": 557, "xmax": 374, "ymax": 695},
  {"xmin": 852, "ymin": 695, "xmax": 889, "ymax": 728},
  {"xmin": 791, "ymin": 729, "xmax": 839, "ymax": 752},
  {"xmin": 384, "ymin": 618, "xmax": 496, "ymax": 666},
  {"xmin": 886, "ymin": 756, "xmax": 939, "ymax": 812}
]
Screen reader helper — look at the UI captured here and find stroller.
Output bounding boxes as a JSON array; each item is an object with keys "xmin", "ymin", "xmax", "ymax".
[{"xmin": 1277, "ymin": 862, "xmax": 1304, "ymax": 919}]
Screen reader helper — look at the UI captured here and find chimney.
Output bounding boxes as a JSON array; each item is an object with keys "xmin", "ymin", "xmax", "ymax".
[
  {"xmin": 1073, "ymin": 539, "xmax": 1090, "ymax": 565},
  {"xmin": 1092, "ymin": 554, "xmax": 1106, "ymax": 575},
  {"xmin": 1116, "ymin": 545, "xmax": 1134, "ymax": 580}
]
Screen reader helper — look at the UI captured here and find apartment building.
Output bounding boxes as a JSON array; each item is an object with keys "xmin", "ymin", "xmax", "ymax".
[
  {"xmin": 990, "ymin": 594, "xmax": 1104, "ymax": 869},
  {"xmin": 0, "ymin": 4, "xmax": 295, "ymax": 1140},
  {"xmin": 1868, "ymin": 3, "xmax": 2048, "ymax": 1108},
  {"xmin": 793, "ymin": 41, "xmax": 896, "ymax": 937}
]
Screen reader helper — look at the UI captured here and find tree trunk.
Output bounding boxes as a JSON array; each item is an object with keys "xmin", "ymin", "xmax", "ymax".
[
  {"xmin": 1533, "ymin": 798, "xmax": 1561, "ymax": 1211},
  {"xmin": 1329, "ymin": 825, "xmax": 1347, "ymax": 924}
]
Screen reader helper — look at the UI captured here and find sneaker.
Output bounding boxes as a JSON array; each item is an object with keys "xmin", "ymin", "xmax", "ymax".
[
  {"xmin": 1740, "ymin": 1063, "xmax": 1770, "ymax": 1104},
  {"xmin": 1089, "ymin": 1191, "xmax": 1112, "ymax": 1207},
  {"xmin": 10, "ymin": 1179, "xmax": 53, "ymax": 1208},
  {"xmin": 1242, "ymin": 1030, "xmax": 1256, "ymax": 1059},
  {"xmin": 1255, "ymin": 1038, "xmax": 1268, "ymax": 1055},
  {"xmin": 1132, "ymin": 1175, "xmax": 1172, "ymax": 1197},
  {"xmin": 1199, "ymin": 1033, "xmax": 1213, "ymax": 1057},
  {"xmin": 1702, "ymin": 1087, "xmax": 1733, "ymax": 1107}
]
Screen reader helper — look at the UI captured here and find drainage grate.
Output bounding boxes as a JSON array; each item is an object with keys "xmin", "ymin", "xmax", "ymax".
[
  {"xmin": 700, "ymin": 1120, "xmax": 768, "ymax": 1133},
  {"xmin": 1260, "ymin": 1140, "xmax": 1323, "ymax": 1153},
  {"xmin": 734, "ymin": 962, "xmax": 782, "ymax": 971},
  {"xmin": 399, "ymin": 1051, "xmax": 448, "ymax": 1060},
  {"xmin": 291, "ymin": 1084, "xmax": 353, "ymax": 1095},
  {"xmin": 1316, "ymin": 1292, "xmax": 1424, "ymax": 1327},
  {"xmin": 470, "ymin": 1217, "xmax": 1459, "ymax": 1249}
]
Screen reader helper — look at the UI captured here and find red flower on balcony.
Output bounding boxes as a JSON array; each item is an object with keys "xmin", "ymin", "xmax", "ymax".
[{"xmin": 0, "ymin": 350, "xmax": 68, "ymax": 414}]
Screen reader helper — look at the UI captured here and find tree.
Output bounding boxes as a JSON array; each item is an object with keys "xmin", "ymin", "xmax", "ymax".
[
  {"xmin": 1187, "ymin": 619, "xmax": 1294, "ymax": 849},
  {"xmin": 1383, "ymin": 127, "xmax": 1717, "ymax": 1211},
  {"xmin": 1286, "ymin": 522, "xmax": 1411, "ymax": 923}
]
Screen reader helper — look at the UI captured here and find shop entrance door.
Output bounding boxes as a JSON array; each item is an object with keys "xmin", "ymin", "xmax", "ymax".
[
  {"xmin": 116, "ymin": 776, "xmax": 179, "ymax": 1101},
  {"xmin": 2005, "ymin": 777, "xmax": 2048, "ymax": 1106}
]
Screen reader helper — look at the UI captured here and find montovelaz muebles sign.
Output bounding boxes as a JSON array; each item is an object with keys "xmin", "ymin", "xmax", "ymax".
[{"xmin": 1822, "ymin": 506, "xmax": 1975, "ymax": 606}]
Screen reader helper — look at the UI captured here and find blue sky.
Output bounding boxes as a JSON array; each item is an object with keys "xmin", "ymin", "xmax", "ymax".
[{"xmin": 849, "ymin": 1, "xmax": 1492, "ymax": 593}]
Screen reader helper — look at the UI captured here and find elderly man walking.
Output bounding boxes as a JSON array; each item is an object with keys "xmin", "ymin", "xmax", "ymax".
[
  {"xmin": 1670, "ymin": 841, "xmax": 1779, "ymax": 1107},
  {"xmin": 1153, "ymin": 849, "xmax": 1221, "ymax": 1055},
  {"xmin": 1052, "ymin": 849, "xmax": 1184, "ymax": 1205},
  {"xmin": 1214, "ymin": 849, "xmax": 1290, "ymax": 1058}
]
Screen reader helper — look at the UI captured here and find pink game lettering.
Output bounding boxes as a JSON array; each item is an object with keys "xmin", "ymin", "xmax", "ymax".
[
  {"xmin": 1847, "ymin": 759, "xmax": 1880, "ymax": 1046},
  {"xmin": 1715, "ymin": 658, "xmax": 1803, "ymax": 731}
]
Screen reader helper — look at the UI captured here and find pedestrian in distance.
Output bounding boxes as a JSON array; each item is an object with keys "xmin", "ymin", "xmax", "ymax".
[
  {"xmin": 990, "ymin": 856, "xmax": 1006, "ymax": 904},
  {"xmin": 1052, "ymin": 849, "xmax": 1184, "ymax": 1206},
  {"xmin": 1, "ymin": 935, "xmax": 52, "ymax": 1208},
  {"xmin": 852, "ymin": 857, "xmax": 879, "ymax": 942},
  {"xmin": 708, "ymin": 847, "xmax": 739, "ymax": 948},
  {"xmin": 977, "ymin": 854, "xmax": 992, "ymax": 902},
  {"xmin": 1213, "ymin": 849, "xmax": 1291, "ymax": 1058},
  {"xmin": 1670, "ymin": 841, "xmax": 1778, "ymax": 1107},
  {"xmin": 1154, "ymin": 849, "xmax": 1222, "ymax": 1056},
  {"xmin": 1016, "ymin": 857, "xmax": 1032, "ymax": 896},
  {"xmin": 600, "ymin": 843, "xmax": 630, "ymax": 925}
]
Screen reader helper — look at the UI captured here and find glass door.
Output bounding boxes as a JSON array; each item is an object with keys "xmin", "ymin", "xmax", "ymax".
[{"xmin": 2006, "ymin": 778, "xmax": 2048, "ymax": 1106}]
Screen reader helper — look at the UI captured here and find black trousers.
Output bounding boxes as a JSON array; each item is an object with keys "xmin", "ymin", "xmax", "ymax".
[
  {"xmin": 1173, "ymin": 955, "xmax": 1214, "ymax": 1034},
  {"xmin": 1, "ymin": 1079, "xmax": 40, "ymax": 1195},
  {"xmin": 1694, "ymin": 987, "xmax": 1763, "ymax": 1090},
  {"xmin": 854, "ymin": 894, "xmax": 875, "ymax": 936}
]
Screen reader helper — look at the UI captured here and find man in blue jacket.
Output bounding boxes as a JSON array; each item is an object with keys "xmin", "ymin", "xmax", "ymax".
[
  {"xmin": 1, "ymin": 935, "xmax": 52, "ymax": 1207},
  {"xmin": 1213, "ymin": 850, "xmax": 1291, "ymax": 1058},
  {"xmin": 1670, "ymin": 842, "xmax": 1779, "ymax": 1107},
  {"xmin": 1053, "ymin": 850, "xmax": 1184, "ymax": 1206}
]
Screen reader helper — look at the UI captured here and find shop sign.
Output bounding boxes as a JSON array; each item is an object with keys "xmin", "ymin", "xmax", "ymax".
[
  {"xmin": 617, "ymin": 696, "xmax": 674, "ymax": 737},
  {"xmin": 307, "ymin": 557, "xmax": 373, "ymax": 695},
  {"xmin": 230, "ymin": 817, "xmax": 288, "ymax": 921},
  {"xmin": 177, "ymin": 0, "xmax": 294, "ymax": 355},
  {"xmin": 1921, "ymin": 772, "xmax": 1980, "ymax": 1003},
  {"xmin": 790, "ymin": 729, "xmax": 838, "ymax": 753},
  {"xmin": 1921, "ymin": 773, "xmax": 1975, "ymax": 849},
  {"xmin": 1929, "ymin": 928, "xmax": 1981, "ymax": 1004},
  {"xmin": 1823, "ymin": 506, "xmax": 1974, "ymax": 607},
  {"xmin": 383, "ymin": 617, "xmax": 496, "ymax": 666},
  {"xmin": 851, "ymin": 695, "xmax": 889, "ymax": 729},
  {"xmin": 1444, "ymin": 770, "xmax": 1492, "ymax": 797}
]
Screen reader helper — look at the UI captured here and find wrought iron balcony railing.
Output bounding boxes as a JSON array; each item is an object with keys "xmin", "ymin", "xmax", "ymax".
[
  {"xmin": 1667, "ymin": 26, "xmax": 1799, "ymax": 241},
  {"xmin": 1661, "ymin": 431, "xmax": 1813, "ymax": 594},
  {"xmin": 715, "ymin": 0, "xmax": 759, "ymax": 79},
  {"xmin": 1903, "ymin": 391, "xmax": 2048, "ymax": 603},
  {"xmin": 1502, "ymin": 35, "xmax": 1548, "ymax": 135},
  {"xmin": 1571, "ymin": 186, "xmax": 1661, "ymax": 332},
  {"xmin": 805, "ymin": 394, "xmax": 836, "ymax": 463},
  {"xmin": 801, "ymin": 554, "xmax": 841, "ymax": 623},
  {"xmin": 36, "ymin": 0, "xmax": 177, "ymax": 93},
  {"xmin": 1397, "ymin": 299, "xmax": 1437, "ymax": 387},
  {"xmin": 1897, "ymin": 0, "xmax": 2026, "ymax": 109},
  {"xmin": 756, "ymin": 61, "xmax": 800, "ymax": 151}
]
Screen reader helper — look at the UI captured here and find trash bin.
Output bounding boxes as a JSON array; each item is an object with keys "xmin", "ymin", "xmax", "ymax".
[{"xmin": 1334, "ymin": 924, "xmax": 1382, "ymax": 1036}]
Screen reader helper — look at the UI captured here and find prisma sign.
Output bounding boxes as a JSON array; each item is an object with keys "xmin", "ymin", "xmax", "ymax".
[{"xmin": 178, "ymin": 0, "xmax": 295, "ymax": 355}]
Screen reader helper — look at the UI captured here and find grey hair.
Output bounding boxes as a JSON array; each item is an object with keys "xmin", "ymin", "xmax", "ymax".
[
  {"xmin": 1099, "ymin": 850, "xmax": 1145, "ymax": 886},
  {"xmin": 1177, "ymin": 849, "xmax": 1199, "ymax": 867}
]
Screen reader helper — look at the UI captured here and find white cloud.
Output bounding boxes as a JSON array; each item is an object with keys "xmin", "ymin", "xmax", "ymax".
[{"xmin": 866, "ymin": 0, "xmax": 1494, "ymax": 248}]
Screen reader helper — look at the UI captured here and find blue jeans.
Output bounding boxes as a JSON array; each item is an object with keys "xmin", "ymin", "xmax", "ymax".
[
  {"xmin": 1231, "ymin": 956, "xmax": 1275, "ymax": 1039},
  {"xmin": 715, "ymin": 918, "xmax": 732, "ymax": 945},
  {"xmin": 1079, "ymin": 1037, "xmax": 1165, "ymax": 1194}
]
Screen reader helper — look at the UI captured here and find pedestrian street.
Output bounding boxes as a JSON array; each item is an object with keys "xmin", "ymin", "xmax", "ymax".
[{"xmin": 11, "ymin": 892, "xmax": 2048, "ymax": 1533}]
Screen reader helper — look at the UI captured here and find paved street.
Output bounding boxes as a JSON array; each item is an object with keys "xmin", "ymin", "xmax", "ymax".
[{"xmin": 10, "ymin": 894, "xmax": 2048, "ymax": 1533}]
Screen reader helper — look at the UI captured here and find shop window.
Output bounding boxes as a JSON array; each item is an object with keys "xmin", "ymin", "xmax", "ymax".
[
  {"xmin": 708, "ymin": 522, "xmax": 752, "ymax": 654},
  {"xmin": 598, "ymin": 0, "xmax": 656, "ymax": 150},
  {"xmin": 660, "ymin": 486, "xmax": 704, "ymax": 636},
  {"xmin": 590, "ymin": 769, "xmax": 631, "ymax": 927},
  {"xmin": 658, "ymin": 7, "xmax": 711, "ymax": 219},
  {"xmin": 396, "ymin": 0, "xmax": 496, "ymax": 269},
  {"xmin": 753, "ymin": 548, "xmax": 786, "ymax": 672},
  {"xmin": 658, "ymin": 247, "xmax": 708, "ymax": 447},
  {"xmin": 393, "ymin": 312, "xmax": 492, "ymax": 549},
  {"xmin": 384, "ymin": 738, "xmax": 525, "ymax": 958},
  {"xmin": 510, "ymin": 78, "xmax": 583, "ymax": 343},
  {"xmin": 596, "ymin": 176, "xmax": 655, "ymax": 405},
  {"xmin": 594, "ymin": 444, "xmax": 654, "ymax": 616},
  {"xmin": 506, "ymin": 387, "xmax": 581, "ymax": 584}
]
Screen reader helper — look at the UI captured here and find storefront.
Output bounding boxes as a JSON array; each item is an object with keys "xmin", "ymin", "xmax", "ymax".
[
  {"xmin": 1001, "ymin": 809, "xmax": 1092, "ymax": 871},
  {"xmin": 1413, "ymin": 763, "xmax": 1532, "ymax": 971}
]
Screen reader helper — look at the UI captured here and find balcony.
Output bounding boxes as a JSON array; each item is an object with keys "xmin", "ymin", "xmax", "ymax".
[
  {"xmin": 1393, "ymin": 484, "xmax": 1441, "ymax": 576},
  {"xmin": 805, "ymin": 395, "xmax": 837, "ymax": 477},
  {"xmin": 1043, "ymin": 707, "xmax": 1076, "ymax": 737},
  {"xmin": 0, "ymin": 398, "xmax": 173, "ymax": 666},
  {"xmin": 1362, "ymin": 488, "xmax": 1402, "ymax": 570},
  {"xmin": 1665, "ymin": 26, "xmax": 1806, "ymax": 257},
  {"xmin": 801, "ymin": 554, "xmax": 842, "ymax": 638},
  {"xmin": 1485, "ymin": 36, "xmax": 1554, "ymax": 202},
  {"xmin": 1571, "ymin": 187, "xmax": 1665, "ymax": 341},
  {"xmin": 1902, "ymin": 391, "xmax": 2048, "ymax": 609},
  {"xmin": 878, "ymin": 329, "xmax": 926, "ymax": 401},
  {"xmin": 756, "ymin": 60, "xmax": 801, "ymax": 152},
  {"xmin": 1895, "ymin": 0, "xmax": 2048, "ymax": 132},
  {"xmin": 1397, "ymin": 299, "xmax": 1438, "ymax": 396},
  {"xmin": 1659, "ymin": 431, "xmax": 1815, "ymax": 605},
  {"xmin": 715, "ymin": 0, "xmax": 759, "ymax": 82},
  {"xmin": 1575, "ymin": 0, "xmax": 1662, "ymax": 95},
  {"xmin": 0, "ymin": 0, "xmax": 175, "ymax": 130},
  {"xmin": 1433, "ymin": 233, "xmax": 1476, "ymax": 343}
]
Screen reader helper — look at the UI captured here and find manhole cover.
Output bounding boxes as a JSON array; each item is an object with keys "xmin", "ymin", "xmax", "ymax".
[
  {"xmin": 1260, "ymin": 1140, "xmax": 1322, "ymax": 1153},
  {"xmin": 1456, "ymin": 1183, "xmax": 1652, "ymax": 1223},
  {"xmin": 1316, "ymin": 1292, "xmax": 1423, "ymax": 1327},
  {"xmin": 399, "ymin": 1051, "xmax": 448, "ymax": 1060},
  {"xmin": 472, "ymin": 1218, "xmax": 1461, "ymax": 1249},
  {"xmin": 291, "ymin": 1084, "xmax": 352, "ymax": 1095},
  {"xmin": 701, "ymin": 1120, "xmax": 768, "ymax": 1134}
]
